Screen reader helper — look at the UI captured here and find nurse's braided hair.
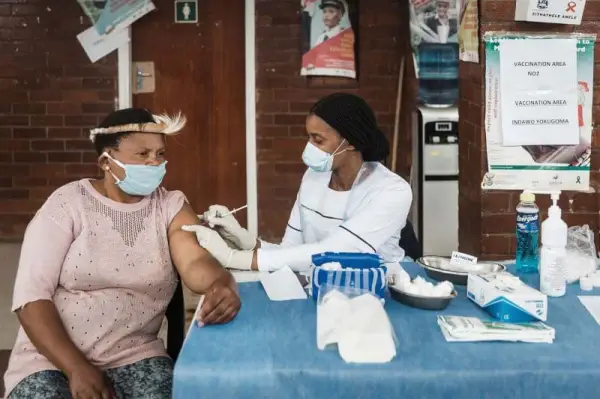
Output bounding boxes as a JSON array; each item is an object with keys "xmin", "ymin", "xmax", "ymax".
[{"xmin": 309, "ymin": 93, "xmax": 390, "ymax": 162}]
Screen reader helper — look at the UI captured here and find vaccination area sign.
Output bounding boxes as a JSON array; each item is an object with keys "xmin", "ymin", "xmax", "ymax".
[
  {"xmin": 481, "ymin": 32, "xmax": 595, "ymax": 192},
  {"xmin": 300, "ymin": 0, "xmax": 357, "ymax": 79}
]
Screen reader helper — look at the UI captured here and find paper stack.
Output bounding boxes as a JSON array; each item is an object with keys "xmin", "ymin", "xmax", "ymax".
[{"xmin": 437, "ymin": 315, "xmax": 555, "ymax": 343}]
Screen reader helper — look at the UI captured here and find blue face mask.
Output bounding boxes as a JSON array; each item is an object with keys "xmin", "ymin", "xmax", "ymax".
[
  {"xmin": 301, "ymin": 140, "xmax": 347, "ymax": 173},
  {"xmin": 103, "ymin": 152, "xmax": 167, "ymax": 196}
]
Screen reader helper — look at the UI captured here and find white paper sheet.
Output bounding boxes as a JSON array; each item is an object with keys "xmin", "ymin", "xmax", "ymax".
[
  {"xmin": 185, "ymin": 295, "xmax": 204, "ymax": 340},
  {"xmin": 499, "ymin": 38, "xmax": 579, "ymax": 146},
  {"xmin": 578, "ymin": 296, "xmax": 600, "ymax": 325},
  {"xmin": 77, "ymin": 25, "xmax": 130, "ymax": 63},
  {"xmin": 260, "ymin": 266, "xmax": 307, "ymax": 301},
  {"xmin": 231, "ymin": 270, "xmax": 263, "ymax": 283}
]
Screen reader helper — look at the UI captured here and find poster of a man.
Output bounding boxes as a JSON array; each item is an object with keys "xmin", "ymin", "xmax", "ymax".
[
  {"xmin": 424, "ymin": 0, "xmax": 458, "ymax": 43},
  {"xmin": 300, "ymin": 0, "xmax": 356, "ymax": 78},
  {"xmin": 314, "ymin": 0, "xmax": 346, "ymax": 46},
  {"xmin": 409, "ymin": 0, "xmax": 459, "ymax": 45}
]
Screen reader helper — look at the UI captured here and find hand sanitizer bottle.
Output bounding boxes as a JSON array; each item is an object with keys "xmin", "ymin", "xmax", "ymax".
[
  {"xmin": 539, "ymin": 192, "xmax": 568, "ymax": 297},
  {"xmin": 516, "ymin": 191, "xmax": 540, "ymax": 273}
]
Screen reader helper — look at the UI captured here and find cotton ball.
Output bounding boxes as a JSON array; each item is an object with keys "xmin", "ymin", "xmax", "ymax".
[
  {"xmin": 432, "ymin": 281, "xmax": 454, "ymax": 297},
  {"xmin": 419, "ymin": 281, "xmax": 435, "ymax": 296},
  {"xmin": 322, "ymin": 262, "xmax": 343, "ymax": 271},
  {"xmin": 403, "ymin": 283, "xmax": 420, "ymax": 296},
  {"xmin": 395, "ymin": 277, "xmax": 411, "ymax": 292},
  {"xmin": 392, "ymin": 268, "xmax": 411, "ymax": 289},
  {"xmin": 395, "ymin": 268, "xmax": 411, "ymax": 284},
  {"xmin": 413, "ymin": 276, "xmax": 427, "ymax": 288}
]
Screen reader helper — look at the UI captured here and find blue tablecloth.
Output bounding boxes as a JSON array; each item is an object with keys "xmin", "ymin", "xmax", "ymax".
[{"xmin": 173, "ymin": 263, "xmax": 600, "ymax": 398}]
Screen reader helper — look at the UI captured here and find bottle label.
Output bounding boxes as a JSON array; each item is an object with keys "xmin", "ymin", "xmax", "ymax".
[{"xmin": 516, "ymin": 212, "xmax": 539, "ymax": 233}]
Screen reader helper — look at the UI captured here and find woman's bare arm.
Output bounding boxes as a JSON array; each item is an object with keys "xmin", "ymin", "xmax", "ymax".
[
  {"xmin": 168, "ymin": 202, "xmax": 234, "ymax": 294},
  {"xmin": 17, "ymin": 301, "xmax": 90, "ymax": 378}
]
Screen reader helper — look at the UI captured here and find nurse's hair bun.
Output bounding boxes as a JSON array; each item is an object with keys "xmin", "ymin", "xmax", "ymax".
[{"xmin": 309, "ymin": 93, "xmax": 390, "ymax": 162}]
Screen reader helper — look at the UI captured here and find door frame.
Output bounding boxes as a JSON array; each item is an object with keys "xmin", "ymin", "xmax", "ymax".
[{"xmin": 116, "ymin": 0, "xmax": 259, "ymax": 235}]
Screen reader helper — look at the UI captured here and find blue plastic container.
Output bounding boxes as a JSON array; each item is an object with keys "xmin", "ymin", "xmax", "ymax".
[{"xmin": 310, "ymin": 252, "xmax": 388, "ymax": 300}]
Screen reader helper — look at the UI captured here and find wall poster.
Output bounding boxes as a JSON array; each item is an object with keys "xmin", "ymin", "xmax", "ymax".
[
  {"xmin": 482, "ymin": 32, "xmax": 596, "ymax": 192},
  {"xmin": 300, "ymin": 0, "xmax": 357, "ymax": 79},
  {"xmin": 409, "ymin": 0, "xmax": 460, "ymax": 106}
]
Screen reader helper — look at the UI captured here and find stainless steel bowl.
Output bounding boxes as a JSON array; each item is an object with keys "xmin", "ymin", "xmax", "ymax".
[
  {"xmin": 389, "ymin": 285, "xmax": 457, "ymax": 310},
  {"xmin": 416, "ymin": 256, "xmax": 506, "ymax": 285}
]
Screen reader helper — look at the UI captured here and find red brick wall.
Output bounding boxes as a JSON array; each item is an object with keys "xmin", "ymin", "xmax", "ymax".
[
  {"xmin": 0, "ymin": 0, "xmax": 412, "ymax": 241},
  {"xmin": 255, "ymin": 0, "xmax": 413, "ymax": 241},
  {"xmin": 459, "ymin": 1, "xmax": 600, "ymax": 259},
  {"xmin": 0, "ymin": 1, "xmax": 116, "ymax": 240}
]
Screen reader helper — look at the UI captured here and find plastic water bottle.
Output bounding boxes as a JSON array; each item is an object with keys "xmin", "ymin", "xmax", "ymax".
[
  {"xmin": 539, "ymin": 192, "xmax": 568, "ymax": 297},
  {"xmin": 516, "ymin": 191, "xmax": 540, "ymax": 273},
  {"xmin": 417, "ymin": 43, "xmax": 459, "ymax": 107}
]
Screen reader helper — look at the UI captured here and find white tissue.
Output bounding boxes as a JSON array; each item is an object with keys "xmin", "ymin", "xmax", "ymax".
[
  {"xmin": 316, "ymin": 290, "xmax": 352, "ymax": 350},
  {"xmin": 337, "ymin": 294, "xmax": 396, "ymax": 363},
  {"xmin": 321, "ymin": 262, "xmax": 343, "ymax": 271}
]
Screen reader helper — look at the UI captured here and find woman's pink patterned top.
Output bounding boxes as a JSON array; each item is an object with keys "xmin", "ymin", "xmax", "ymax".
[{"xmin": 4, "ymin": 179, "xmax": 186, "ymax": 396}]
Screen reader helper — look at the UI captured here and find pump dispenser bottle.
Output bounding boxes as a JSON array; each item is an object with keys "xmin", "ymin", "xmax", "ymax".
[{"xmin": 539, "ymin": 192, "xmax": 568, "ymax": 297}]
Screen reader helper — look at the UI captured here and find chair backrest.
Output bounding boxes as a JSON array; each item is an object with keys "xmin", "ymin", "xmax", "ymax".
[
  {"xmin": 399, "ymin": 220, "xmax": 422, "ymax": 260},
  {"xmin": 0, "ymin": 349, "xmax": 10, "ymax": 398},
  {"xmin": 165, "ymin": 279, "xmax": 186, "ymax": 361}
]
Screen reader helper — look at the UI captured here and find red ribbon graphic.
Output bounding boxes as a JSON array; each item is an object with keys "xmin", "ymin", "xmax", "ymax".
[{"xmin": 566, "ymin": 1, "xmax": 576, "ymax": 12}]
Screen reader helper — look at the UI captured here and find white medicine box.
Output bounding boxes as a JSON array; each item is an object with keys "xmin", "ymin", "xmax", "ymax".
[
  {"xmin": 515, "ymin": 0, "xmax": 587, "ymax": 25},
  {"xmin": 467, "ymin": 272, "xmax": 548, "ymax": 323}
]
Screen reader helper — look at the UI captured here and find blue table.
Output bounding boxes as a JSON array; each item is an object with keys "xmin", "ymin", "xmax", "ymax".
[{"xmin": 174, "ymin": 263, "xmax": 600, "ymax": 398}]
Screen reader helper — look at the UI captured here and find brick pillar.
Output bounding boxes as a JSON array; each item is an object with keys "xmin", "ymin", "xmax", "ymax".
[{"xmin": 458, "ymin": 0, "xmax": 600, "ymax": 260}]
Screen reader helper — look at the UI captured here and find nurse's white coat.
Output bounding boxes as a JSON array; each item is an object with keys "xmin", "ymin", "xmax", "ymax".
[{"xmin": 258, "ymin": 162, "xmax": 412, "ymax": 271}]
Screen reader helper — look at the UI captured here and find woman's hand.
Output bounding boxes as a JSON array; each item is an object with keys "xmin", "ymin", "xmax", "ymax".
[
  {"xmin": 181, "ymin": 225, "xmax": 254, "ymax": 270},
  {"xmin": 68, "ymin": 362, "xmax": 114, "ymax": 399},
  {"xmin": 199, "ymin": 272, "xmax": 241, "ymax": 325},
  {"xmin": 202, "ymin": 205, "xmax": 257, "ymax": 250}
]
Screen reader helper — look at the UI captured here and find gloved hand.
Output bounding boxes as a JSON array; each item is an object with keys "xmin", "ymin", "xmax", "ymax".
[
  {"xmin": 202, "ymin": 205, "xmax": 257, "ymax": 251},
  {"xmin": 182, "ymin": 224, "xmax": 253, "ymax": 270}
]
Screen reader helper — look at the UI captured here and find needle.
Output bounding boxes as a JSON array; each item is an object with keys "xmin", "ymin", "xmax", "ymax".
[
  {"xmin": 198, "ymin": 205, "xmax": 248, "ymax": 223},
  {"xmin": 219, "ymin": 205, "xmax": 248, "ymax": 218}
]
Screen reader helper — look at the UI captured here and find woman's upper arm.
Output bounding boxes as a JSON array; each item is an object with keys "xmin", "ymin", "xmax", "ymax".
[
  {"xmin": 12, "ymin": 212, "xmax": 74, "ymax": 312},
  {"xmin": 167, "ymin": 202, "xmax": 224, "ymax": 289}
]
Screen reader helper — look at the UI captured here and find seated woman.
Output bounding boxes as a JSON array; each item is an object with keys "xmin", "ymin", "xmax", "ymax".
[
  {"xmin": 184, "ymin": 93, "xmax": 413, "ymax": 272},
  {"xmin": 4, "ymin": 109, "xmax": 241, "ymax": 399}
]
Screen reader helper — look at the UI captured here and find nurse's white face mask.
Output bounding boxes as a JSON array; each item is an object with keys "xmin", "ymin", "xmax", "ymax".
[{"xmin": 302, "ymin": 140, "xmax": 347, "ymax": 173}]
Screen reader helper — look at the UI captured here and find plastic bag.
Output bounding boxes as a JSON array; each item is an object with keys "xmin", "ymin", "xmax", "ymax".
[
  {"xmin": 565, "ymin": 225, "xmax": 598, "ymax": 284},
  {"xmin": 316, "ymin": 284, "xmax": 397, "ymax": 363}
]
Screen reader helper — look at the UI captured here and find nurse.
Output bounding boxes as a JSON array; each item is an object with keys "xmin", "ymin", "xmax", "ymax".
[{"xmin": 183, "ymin": 93, "xmax": 412, "ymax": 272}]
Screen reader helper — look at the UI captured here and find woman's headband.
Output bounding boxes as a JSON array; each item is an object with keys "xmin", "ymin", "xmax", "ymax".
[{"xmin": 89, "ymin": 111, "xmax": 187, "ymax": 142}]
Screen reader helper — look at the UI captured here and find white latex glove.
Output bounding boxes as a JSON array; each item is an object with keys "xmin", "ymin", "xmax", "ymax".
[
  {"xmin": 182, "ymin": 224, "xmax": 253, "ymax": 271},
  {"xmin": 202, "ymin": 205, "xmax": 257, "ymax": 251}
]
